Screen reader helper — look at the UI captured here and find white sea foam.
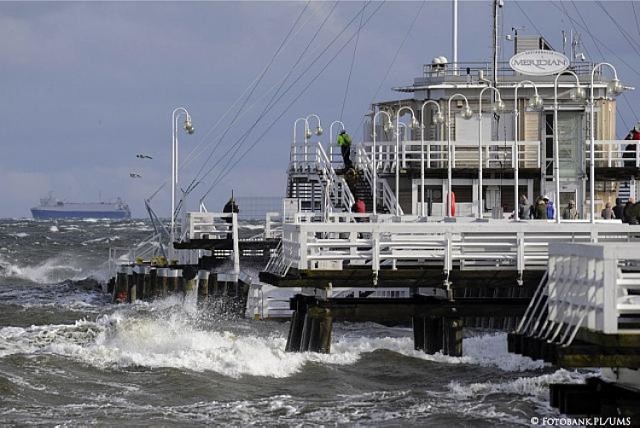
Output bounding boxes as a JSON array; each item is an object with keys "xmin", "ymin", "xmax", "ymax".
[
  {"xmin": 49, "ymin": 226, "xmax": 59, "ymax": 232},
  {"xmin": 9, "ymin": 232, "xmax": 29, "ymax": 238},
  {"xmin": 446, "ymin": 368, "xmax": 588, "ymax": 400},
  {"xmin": 0, "ymin": 305, "xmax": 545, "ymax": 382},
  {"xmin": 81, "ymin": 236, "xmax": 120, "ymax": 245},
  {"xmin": 0, "ymin": 256, "xmax": 85, "ymax": 283},
  {"xmin": 239, "ymin": 224, "xmax": 264, "ymax": 230},
  {"xmin": 332, "ymin": 331, "xmax": 545, "ymax": 372}
]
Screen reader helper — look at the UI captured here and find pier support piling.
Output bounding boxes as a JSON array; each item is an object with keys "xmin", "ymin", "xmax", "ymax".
[
  {"xmin": 444, "ymin": 318, "xmax": 463, "ymax": 357},
  {"xmin": 425, "ymin": 316, "xmax": 444, "ymax": 355},
  {"xmin": 114, "ymin": 265, "xmax": 129, "ymax": 303},
  {"xmin": 197, "ymin": 270, "xmax": 210, "ymax": 301},
  {"xmin": 413, "ymin": 317, "xmax": 426, "ymax": 351},
  {"xmin": 127, "ymin": 267, "xmax": 136, "ymax": 303}
]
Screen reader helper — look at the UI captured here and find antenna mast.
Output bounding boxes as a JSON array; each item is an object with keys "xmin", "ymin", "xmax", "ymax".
[
  {"xmin": 492, "ymin": 0, "xmax": 501, "ymax": 90},
  {"xmin": 453, "ymin": 0, "xmax": 458, "ymax": 75}
]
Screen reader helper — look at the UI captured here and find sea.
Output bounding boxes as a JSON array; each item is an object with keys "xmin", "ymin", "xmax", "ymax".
[{"xmin": 0, "ymin": 218, "xmax": 589, "ymax": 426}]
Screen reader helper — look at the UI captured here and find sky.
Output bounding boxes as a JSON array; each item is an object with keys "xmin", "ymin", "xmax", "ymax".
[{"xmin": 1, "ymin": 0, "xmax": 639, "ymax": 218}]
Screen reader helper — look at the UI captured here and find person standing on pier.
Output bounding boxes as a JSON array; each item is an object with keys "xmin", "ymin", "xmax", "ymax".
[
  {"xmin": 518, "ymin": 195, "xmax": 529, "ymax": 220},
  {"xmin": 601, "ymin": 202, "xmax": 615, "ymax": 219},
  {"xmin": 545, "ymin": 197, "xmax": 555, "ymax": 220},
  {"xmin": 534, "ymin": 197, "xmax": 547, "ymax": 220},
  {"xmin": 337, "ymin": 129, "xmax": 353, "ymax": 170},
  {"xmin": 561, "ymin": 200, "xmax": 578, "ymax": 220},
  {"xmin": 223, "ymin": 195, "xmax": 239, "ymax": 239},
  {"xmin": 613, "ymin": 197, "xmax": 625, "ymax": 221},
  {"xmin": 624, "ymin": 197, "xmax": 636, "ymax": 224}
]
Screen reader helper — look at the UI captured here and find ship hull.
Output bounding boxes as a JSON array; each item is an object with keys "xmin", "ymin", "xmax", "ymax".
[{"xmin": 31, "ymin": 208, "xmax": 131, "ymax": 220}]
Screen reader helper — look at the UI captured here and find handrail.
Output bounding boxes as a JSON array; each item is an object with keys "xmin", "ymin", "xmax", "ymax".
[
  {"xmin": 355, "ymin": 144, "xmax": 403, "ymax": 215},
  {"xmin": 316, "ymin": 143, "xmax": 355, "ymax": 212},
  {"xmin": 584, "ymin": 139, "xmax": 640, "ymax": 168},
  {"xmin": 359, "ymin": 140, "xmax": 541, "ymax": 170},
  {"xmin": 517, "ymin": 242, "xmax": 640, "ymax": 345},
  {"xmin": 274, "ymin": 221, "xmax": 638, "ymax": 281}
]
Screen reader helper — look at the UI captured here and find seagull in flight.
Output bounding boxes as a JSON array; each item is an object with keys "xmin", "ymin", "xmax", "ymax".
[
  {"xmin": 136, "ymin": 154, "xmax": 153, "ymax": 159},
  {"xmin": 129, "ymin": 173, "xmax": 142, "ymax": 178}
]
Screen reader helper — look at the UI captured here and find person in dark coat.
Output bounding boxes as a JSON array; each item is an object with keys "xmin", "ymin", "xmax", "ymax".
[
  {"xmin": 613, "ymin": 197, "xmax": 625, "ymax": 221},
  {"xmin": 623, "ymin": 128, "xmax": 640, "ymax": 167},
  {"xmin": 624, "ymin": 197, "xmax": 636, "ymax": 224},
  {"xmin": 535, "ymin": 198, "xmax": 548, "ymax": 219},
  {"xmin": 223, "ymin": 196, "xmax": 239, "ymax": 239},
  {"xmin": 518, "ymin": 195, "xmax": 529, "ymax": 220},
  {"xmin": 629, "ymin": 201, "xmax": 640, "ymax": 225}
]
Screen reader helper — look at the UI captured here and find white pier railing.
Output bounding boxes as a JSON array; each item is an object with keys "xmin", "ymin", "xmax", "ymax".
[
  {"xmin": 358, "ymin": 140, "xmax": 541, "ymax": 171},
  {"xmin": 277, "ymin": 220, "xmax": 638, "ymax": 277},
  {"xmin": 585, "ymin": 140, "xmax": 640, "ymax": 168},
  {"xmin": 517, "ymin": 242, "xmax": 640, "ymax": 347},
  {"xmin": 355, "ymin": 144, "xmax": 403, "ymax": 215}
]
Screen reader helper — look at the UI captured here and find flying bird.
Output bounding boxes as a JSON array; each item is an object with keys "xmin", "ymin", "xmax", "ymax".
[
  {"xmin": 136, "ymin": 154, "xmax": 153, "ymax": 159},
  {"xmin": 129, "ymin": 173, "xmax": 142, "ymax": 178}
]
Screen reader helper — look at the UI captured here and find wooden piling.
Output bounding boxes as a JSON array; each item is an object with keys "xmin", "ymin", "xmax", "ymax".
[
  {"xmin": 156, "ymin": 268, "xmax": 168, "ymax": 297},
  {"xmin": 424, "ymin": 316, "xmax": 443, "ymax": 355},
  {"xmin": 168, "ymin": 269, "xmax": 180, "ymax": 294},
  {"xmin": 197, "ymin": 270, "xmax": 210, "ymax": 301},
  {"xmin": 182, "ymin": 266, "xmax": 197, "ymax": 298},
  {"xmin": 149, "ymin": 267, "xmax": 158, "ymax": 298},
  {"xmin": 107, "ymin": 277, "xmax": 115, "ymax": 295},
  {"xmin": 413, "ymin": 316, "xmax": 426, "ymax": 351},
  {"xmin": 210, "ymin": 273, "xmax": 219, "ymax": 297},
  {"xmin": 133, "ymin": 265, "xmax": 144, "ymax": 300},
  {"xmin": 443, "ymin": 318, "xmax": 463, "ymax": 357},
  {"xmin": 142, "ymin": 266, "xmax": 152, "ymax": 300},
  {"xmin": 113, "ymin": 265, "xmax": 129, "ymax": 303},
  {"xmin": 307, "ymin": 307, "xmax": 332, "ymax": 353},
  {"xmin": 127, "ymin": 266, "xmax": 136, "ymax": 303},
  {"xmin": 299, "ymin": 313, "xmax": 313, "ymax": 352},
  {"xmin": 285, "ymin": 310, "xmax": 301, "ymax": 352}
]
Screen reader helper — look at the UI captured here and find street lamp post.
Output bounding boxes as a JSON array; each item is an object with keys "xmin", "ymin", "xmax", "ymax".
[
  {"xmin": 292, "ymin": 117, "xmax": 309, "ymax": 170},
  {"xmin": 305, "ymin": 114, "xmax": 323, "ymax": 166},
  {"xmin": 590, "ymin": 63, "xmax": 623, "ymax": 223},
  {"xmin": 329, "ymin": 120, "xmax": 345, "ymax": 164},
  {"xmin": 420, "ymin": 101, "xmax": 444, "ymax": 217},
  {"xmin": 477, "ymin": 87, "xmax": 505, "ymax": 219},
  {"xmin": 553, "ymin": 71, "xmax": 584, "ymax": 223},
  {"xmin": 513, "ymin": 81, "xmax": 543, "ymax": 220},
  {"xmin": 446, "ymin": 94, "xmax": 474, "ymax": 217},
  {"xmin": 170, "ymin": 107, "xmax": 194, "ymax": 260},
  {"xmin": 395, "ymin": 107, "xmax": 419, "ymax": 216},
  {"xmin": 372, "ymin": 111, "xmax": 393, "ymax": 216}
]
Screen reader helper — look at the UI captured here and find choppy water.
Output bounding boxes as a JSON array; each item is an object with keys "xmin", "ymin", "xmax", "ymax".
[{"xmin": 0, "ymin": 219, "xmax": 588, "ymax": 425}]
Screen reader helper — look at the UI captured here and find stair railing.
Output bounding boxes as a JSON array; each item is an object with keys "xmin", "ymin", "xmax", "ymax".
[
  {"xmin": 356, "ymin": 144, "xmax": 403, "ymax": 215},
  {"xmin": 316, "ymin": 143, "xmax": 355, "ymax": 212}
]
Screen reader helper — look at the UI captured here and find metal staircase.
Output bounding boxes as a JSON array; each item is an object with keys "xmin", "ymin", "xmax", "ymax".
[
  {"xmin": 355, "ymin": 144, "xmax": 403, "ymax": 215},
  {"xmin": 287, "ymin": 142, "xmax": 354, "ymax": 212}
]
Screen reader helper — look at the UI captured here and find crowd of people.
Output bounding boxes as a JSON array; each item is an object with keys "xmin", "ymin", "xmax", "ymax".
[{"xmin": 517, "ymin": 194, "xmax": 639, "ymax": 222}]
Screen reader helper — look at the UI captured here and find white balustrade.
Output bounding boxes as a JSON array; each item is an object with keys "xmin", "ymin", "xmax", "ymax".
[
  {"xmin": 277, "ymin": 220, "xmax": 638, "ymax": 280},
  {"xmin": 517, "ymin": 242, "xmax": 640, "ymax": 348}
]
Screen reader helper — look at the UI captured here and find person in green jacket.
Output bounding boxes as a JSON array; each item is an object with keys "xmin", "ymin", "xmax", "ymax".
[{"xmin": 337, "ymin": 130, "xmax": 353, "ymax": 170}]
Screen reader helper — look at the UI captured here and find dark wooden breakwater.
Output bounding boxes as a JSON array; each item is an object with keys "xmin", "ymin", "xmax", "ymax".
[
  {"xmin": 260, "ymin": 267, "xmax": 539, "ymax": 356},
  {"xmin": 108, "ymin": 263, "xmax": 251, "ymax": 307}
]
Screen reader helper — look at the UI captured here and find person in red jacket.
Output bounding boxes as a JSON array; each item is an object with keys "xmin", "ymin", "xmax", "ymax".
[{"xmin": 353, "ymin": 199, "xmax": 366, "ymax": 223}]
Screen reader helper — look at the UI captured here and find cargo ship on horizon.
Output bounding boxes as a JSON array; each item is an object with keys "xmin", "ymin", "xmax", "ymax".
[{"xmin": 31, "ymin": 195, "xmax": 131, "ymax": 219}]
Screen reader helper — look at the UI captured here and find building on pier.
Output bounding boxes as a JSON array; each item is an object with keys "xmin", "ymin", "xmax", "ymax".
[{"xmin": 287, "ymin": 35, "xmax": 637, "ymax": 220}]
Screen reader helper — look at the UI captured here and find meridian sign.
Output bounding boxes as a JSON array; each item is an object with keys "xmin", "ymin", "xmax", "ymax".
[{"xmin": 509, "ymin": 50, "xmax": 569, "ymax": 76}]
